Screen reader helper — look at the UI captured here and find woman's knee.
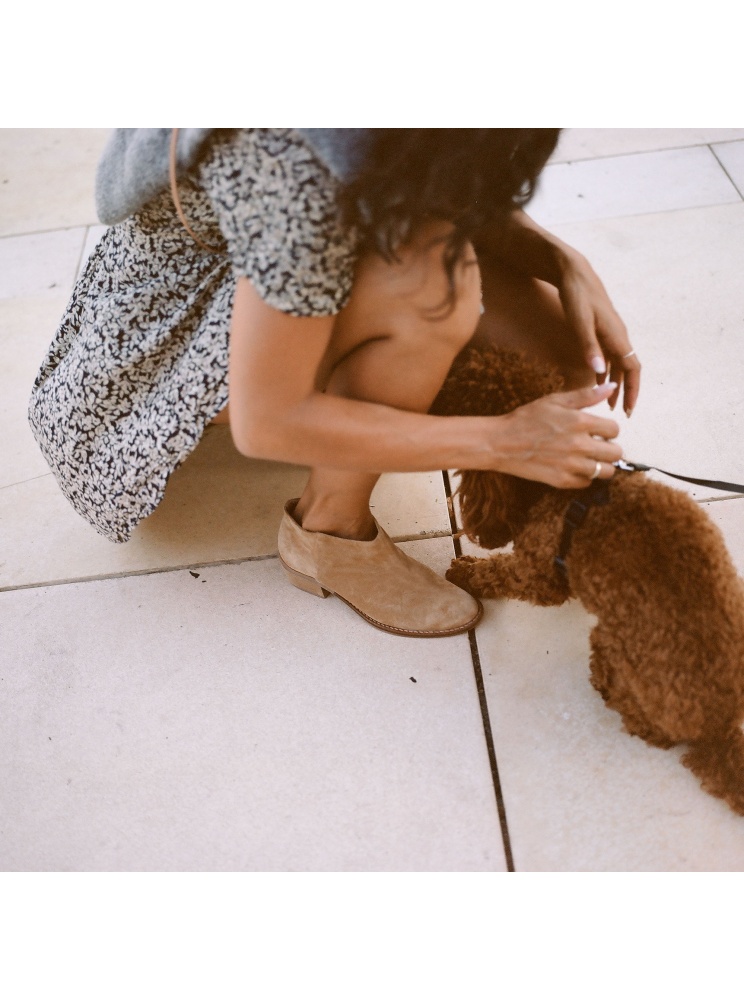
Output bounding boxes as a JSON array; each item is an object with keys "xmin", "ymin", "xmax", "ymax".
[{"xmin": 336, "ymin": 223, "xmax": 482, "ymax": 359}]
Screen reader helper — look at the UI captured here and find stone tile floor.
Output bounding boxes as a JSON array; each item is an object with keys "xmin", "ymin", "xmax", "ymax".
[{"xmin": 2, "ymin": 128, "xmax": 744, "ymax": 871}]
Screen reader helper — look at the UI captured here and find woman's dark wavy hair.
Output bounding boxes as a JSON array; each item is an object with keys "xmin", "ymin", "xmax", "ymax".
[{"xmin": 338, "ymin": 128, "xmax": 561, "ymax": 310}]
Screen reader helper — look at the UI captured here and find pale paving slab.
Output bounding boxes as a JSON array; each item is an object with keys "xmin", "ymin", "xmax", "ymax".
[
  {"xmin": 0, "ymin": 129, "xmax": 110, "ymax": 237},
  {"xmin": 0, "ymin": 535, "xmax": 504, "ymax": 872},
  {"xmin": 548, "ymin": 202, "xmax": 744, "ymax": 502},
  {"xmin": 1, "ymin": 228, "xmax": 86, "ymax": 487},
  {"xmin": 552, "ymin": 129, "xmax": 744, "ymax": 164},
  {"xmin": 1, "ymin": 422, "xmax": 449, "ymax": 589},
  {"xmin": 0, "ymin": 293, "xmax": 71, "ymax": 488},
  {"xmin": 0, "ymin": 228, "xmax": 86, "ymax": 299},
  {"xmin": 0, "ymin": 438, "xmax": 308, "ymax": 591},
  {"xmin": 712, "ymin": 140, "xmax": 744, "ymax": 198},
  {"xmin": 371, "ymin": 470, "xmax": 450, "ymax": 540},
  {"xmin": 473, "ymin": 497, "xmax": 744, "ymax": 871},
  {"xmin": 529, "ymin": 146, "xmax": 741, "ymax": 229}
]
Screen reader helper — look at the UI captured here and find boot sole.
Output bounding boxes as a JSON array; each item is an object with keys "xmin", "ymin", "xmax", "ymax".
[{"xmin": 280, "ymin": 557, "xmax": 483, "ymax": 638}]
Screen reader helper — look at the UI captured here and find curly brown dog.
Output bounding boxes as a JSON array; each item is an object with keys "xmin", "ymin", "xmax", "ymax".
[{"xmin": 431, "ymin": 344, "xmax": 744, "ymax": 816}]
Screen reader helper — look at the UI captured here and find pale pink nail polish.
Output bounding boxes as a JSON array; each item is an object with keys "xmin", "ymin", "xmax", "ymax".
[{"xmin": 590, "ymin": 356, "xmax": 607, "ymax": 375}]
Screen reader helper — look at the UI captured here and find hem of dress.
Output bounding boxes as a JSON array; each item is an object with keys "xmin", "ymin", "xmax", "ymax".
[
  {"xmin": 104, "ymin": 393, "xmax": 232, "ymax": 544},
  {"xmin": 30, "ymin": 389, "xmax": 231, "ymax": 546}
]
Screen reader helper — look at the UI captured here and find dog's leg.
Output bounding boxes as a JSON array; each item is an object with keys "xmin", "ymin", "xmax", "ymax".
[
  {"xmin": 589, "ymin": 627, "xmax": 677, "ymax": 749},
  {"xmin": 447, "ymin": 551, "xmax": 569, "ymax": 606}
]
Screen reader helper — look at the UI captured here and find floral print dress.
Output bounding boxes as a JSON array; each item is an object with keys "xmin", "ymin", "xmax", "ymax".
[{"xmin": 28, "ymin": 129, "xmax": 359, "ymax": 542}]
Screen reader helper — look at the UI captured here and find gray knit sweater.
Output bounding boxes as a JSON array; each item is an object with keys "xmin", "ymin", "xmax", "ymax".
[{"xmin": 95, "ymin": 128, "xmax": 372, "ymax": 225}]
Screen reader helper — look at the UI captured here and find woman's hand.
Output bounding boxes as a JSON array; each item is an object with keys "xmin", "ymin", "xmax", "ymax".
[
  {"xmin": 557, "ymin": 250, "xmax": 641, "ymax": 417},
  {"xmin": 495, "ymin": 381, "xmax": 623, "ymax": 488},
  {"xmin": 478, "ymin": 211, "xmax": 642, "ymax": 417}
]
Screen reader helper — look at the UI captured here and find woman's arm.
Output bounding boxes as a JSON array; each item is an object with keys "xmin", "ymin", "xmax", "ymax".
[
  {"xmin": 228, "ymin": 277, "xmax": 622, "ymax": 489},
  {"xmin": 476, "ymin": 210, "xmax": 641, "ymax": 416}
]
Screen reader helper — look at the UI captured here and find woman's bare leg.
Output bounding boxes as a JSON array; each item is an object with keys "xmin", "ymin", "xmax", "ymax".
[
  {"xmin": 294, "ymin": 222, "xmax": 482, "ymax": 540},
  {"xmin": 473, "ymin": 256, "xmax": 596, "ymax": 391}
]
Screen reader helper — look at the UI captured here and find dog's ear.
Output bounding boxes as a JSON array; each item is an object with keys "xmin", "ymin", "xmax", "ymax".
[
  {"xmin": 456, "ymin": 471, "xmax": 513, "ymax": 549},
  {"xmin": 455, "ymin": 469, "xmax": 543, "ymax": 549},
  {"xmin": 433, "ymin": 344, "xmax": 556, "ymax": 548}
]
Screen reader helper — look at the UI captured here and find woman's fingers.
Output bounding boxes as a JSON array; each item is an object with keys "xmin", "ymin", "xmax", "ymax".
[
  {"xmin": 589, "ymin": 461, "xmax": 616, "ymax": 481},
  {"xmin": 558, "ymin": 257, "xmax": 643, "ymax": 416},
  {"xmin": 562, "ymin": 460, "xmax": 615, "ymax": 488},
  {"xmin": 607, "ymin": 349, "xmax": 641, "ymax": 416},
  {"xmin": 551, "ymin": 384, "xmax": 622, "ymax": 450},
  {"xmin": 554, "ymin": 444, "xmax": 624, "ymax": 488},
  {"xmin": 556, "ymin": 380, "xmax": 618, "ymax": 414},
  {"xmin": 620, "ymin": 353, "xmax": 641, "ymax": 417},
  {"xmin": 500, "ymin": 383, "xmax": 626, "ymax": 488},
  {"xmin": 560, "ymin": 283, "xmax": 608, "ymax": 377},
  {"xmin": 586, "ymin": 438, "xmax": 624, "ymax": 463}
]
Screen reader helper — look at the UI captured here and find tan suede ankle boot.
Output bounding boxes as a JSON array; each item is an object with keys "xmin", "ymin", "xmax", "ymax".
[{"xmin": 277, "ymin": 499, "xmax": 482, "ymax": 637}]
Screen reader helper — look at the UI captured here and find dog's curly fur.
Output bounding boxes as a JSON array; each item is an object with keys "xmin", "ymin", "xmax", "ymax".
[{"xmin": 431, "ymin": 344, "xmax": 744, "ymax": 815}]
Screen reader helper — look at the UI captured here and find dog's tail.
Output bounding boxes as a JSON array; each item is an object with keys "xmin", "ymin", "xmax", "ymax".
[{"xmin": 682, "ymin": 727, "xmax": 744, "ymax": 816}]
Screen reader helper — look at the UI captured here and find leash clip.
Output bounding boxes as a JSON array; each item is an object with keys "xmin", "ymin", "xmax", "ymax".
[{"xmin": 614, "ymin": 459, "xmax": 648, "ymax": 473}]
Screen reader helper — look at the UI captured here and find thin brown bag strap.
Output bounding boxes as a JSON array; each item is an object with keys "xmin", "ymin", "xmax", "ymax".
[{"xmin": 169, "ymin": 128, "xmax": 222, "ymax": 254}]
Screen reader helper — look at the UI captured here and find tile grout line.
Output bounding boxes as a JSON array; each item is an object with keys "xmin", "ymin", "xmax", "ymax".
[
  {"xmin": 534, "ymin": 199, "xmax": 744, "ymax": 231},
  {"xmin": 0, "ymin": 472, "xmax": 54, "ymax": 492},
  {"xmin": 443, "ymin": 470, "xmax": 515, "ymax": 871},
  {"xmin": 0, "ymin": 551, "xmax": 282, "ymax": 594},
  {"xmin": 709, "ymin": 144, "xmax": 744, "ymax": 201},
  {"xmin": 550, "ymin": 137, "xmax": 744, "ymax": 167},
  {"xmin": 0, "ymin": 530, "xmax": 453, "ymax": 595},
  {"xmin": 0, "ymin": 222, "xmax": 102, "ymax": 242},
  {"xmin": 699, "ymin": 493, "xmax": 744, "ymax": 505}
]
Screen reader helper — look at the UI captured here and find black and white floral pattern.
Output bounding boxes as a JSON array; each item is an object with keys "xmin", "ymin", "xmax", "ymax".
[{"xmin": 28, "ymin": 129, "xmax": 358, "ymax": 543}]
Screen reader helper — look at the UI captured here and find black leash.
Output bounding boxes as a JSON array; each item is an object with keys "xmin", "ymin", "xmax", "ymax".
[
  {"xmin": 614, "ymin": 459, "xmax": 744, "ymax": 495},
  {"xmin": 554, "ymin": 460, "xmax": 744, "ymax": 579}
]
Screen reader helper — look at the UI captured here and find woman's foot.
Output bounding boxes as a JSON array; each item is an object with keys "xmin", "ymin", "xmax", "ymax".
[{"xmin": 278, "ymin": 499, "xmax": 482, "ymax": 638}]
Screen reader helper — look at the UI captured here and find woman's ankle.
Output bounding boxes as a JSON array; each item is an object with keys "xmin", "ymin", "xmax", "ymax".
[{"xmin": 293, "ymin": 494, "xmax": 377, "ymax": 541}]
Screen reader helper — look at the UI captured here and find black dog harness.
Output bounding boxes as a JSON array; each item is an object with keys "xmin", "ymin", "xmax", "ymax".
[
  {"xmin": 554, "ymin": 480, "xmax": 611, "ymax": 579},
  {"xmin": 553, "ymin": 460, "xmax": 744, "ymax": 580}
]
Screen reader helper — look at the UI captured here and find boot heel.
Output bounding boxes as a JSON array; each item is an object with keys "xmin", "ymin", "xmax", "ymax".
[{"xmin": 281, "ymin": 560, "xmax": 331, "ymax": 599}]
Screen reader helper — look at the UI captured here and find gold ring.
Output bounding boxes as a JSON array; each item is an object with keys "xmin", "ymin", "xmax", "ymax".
[{"xmin": 590, "ymin": 461, "xmax": 602, "ymax": 480}]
